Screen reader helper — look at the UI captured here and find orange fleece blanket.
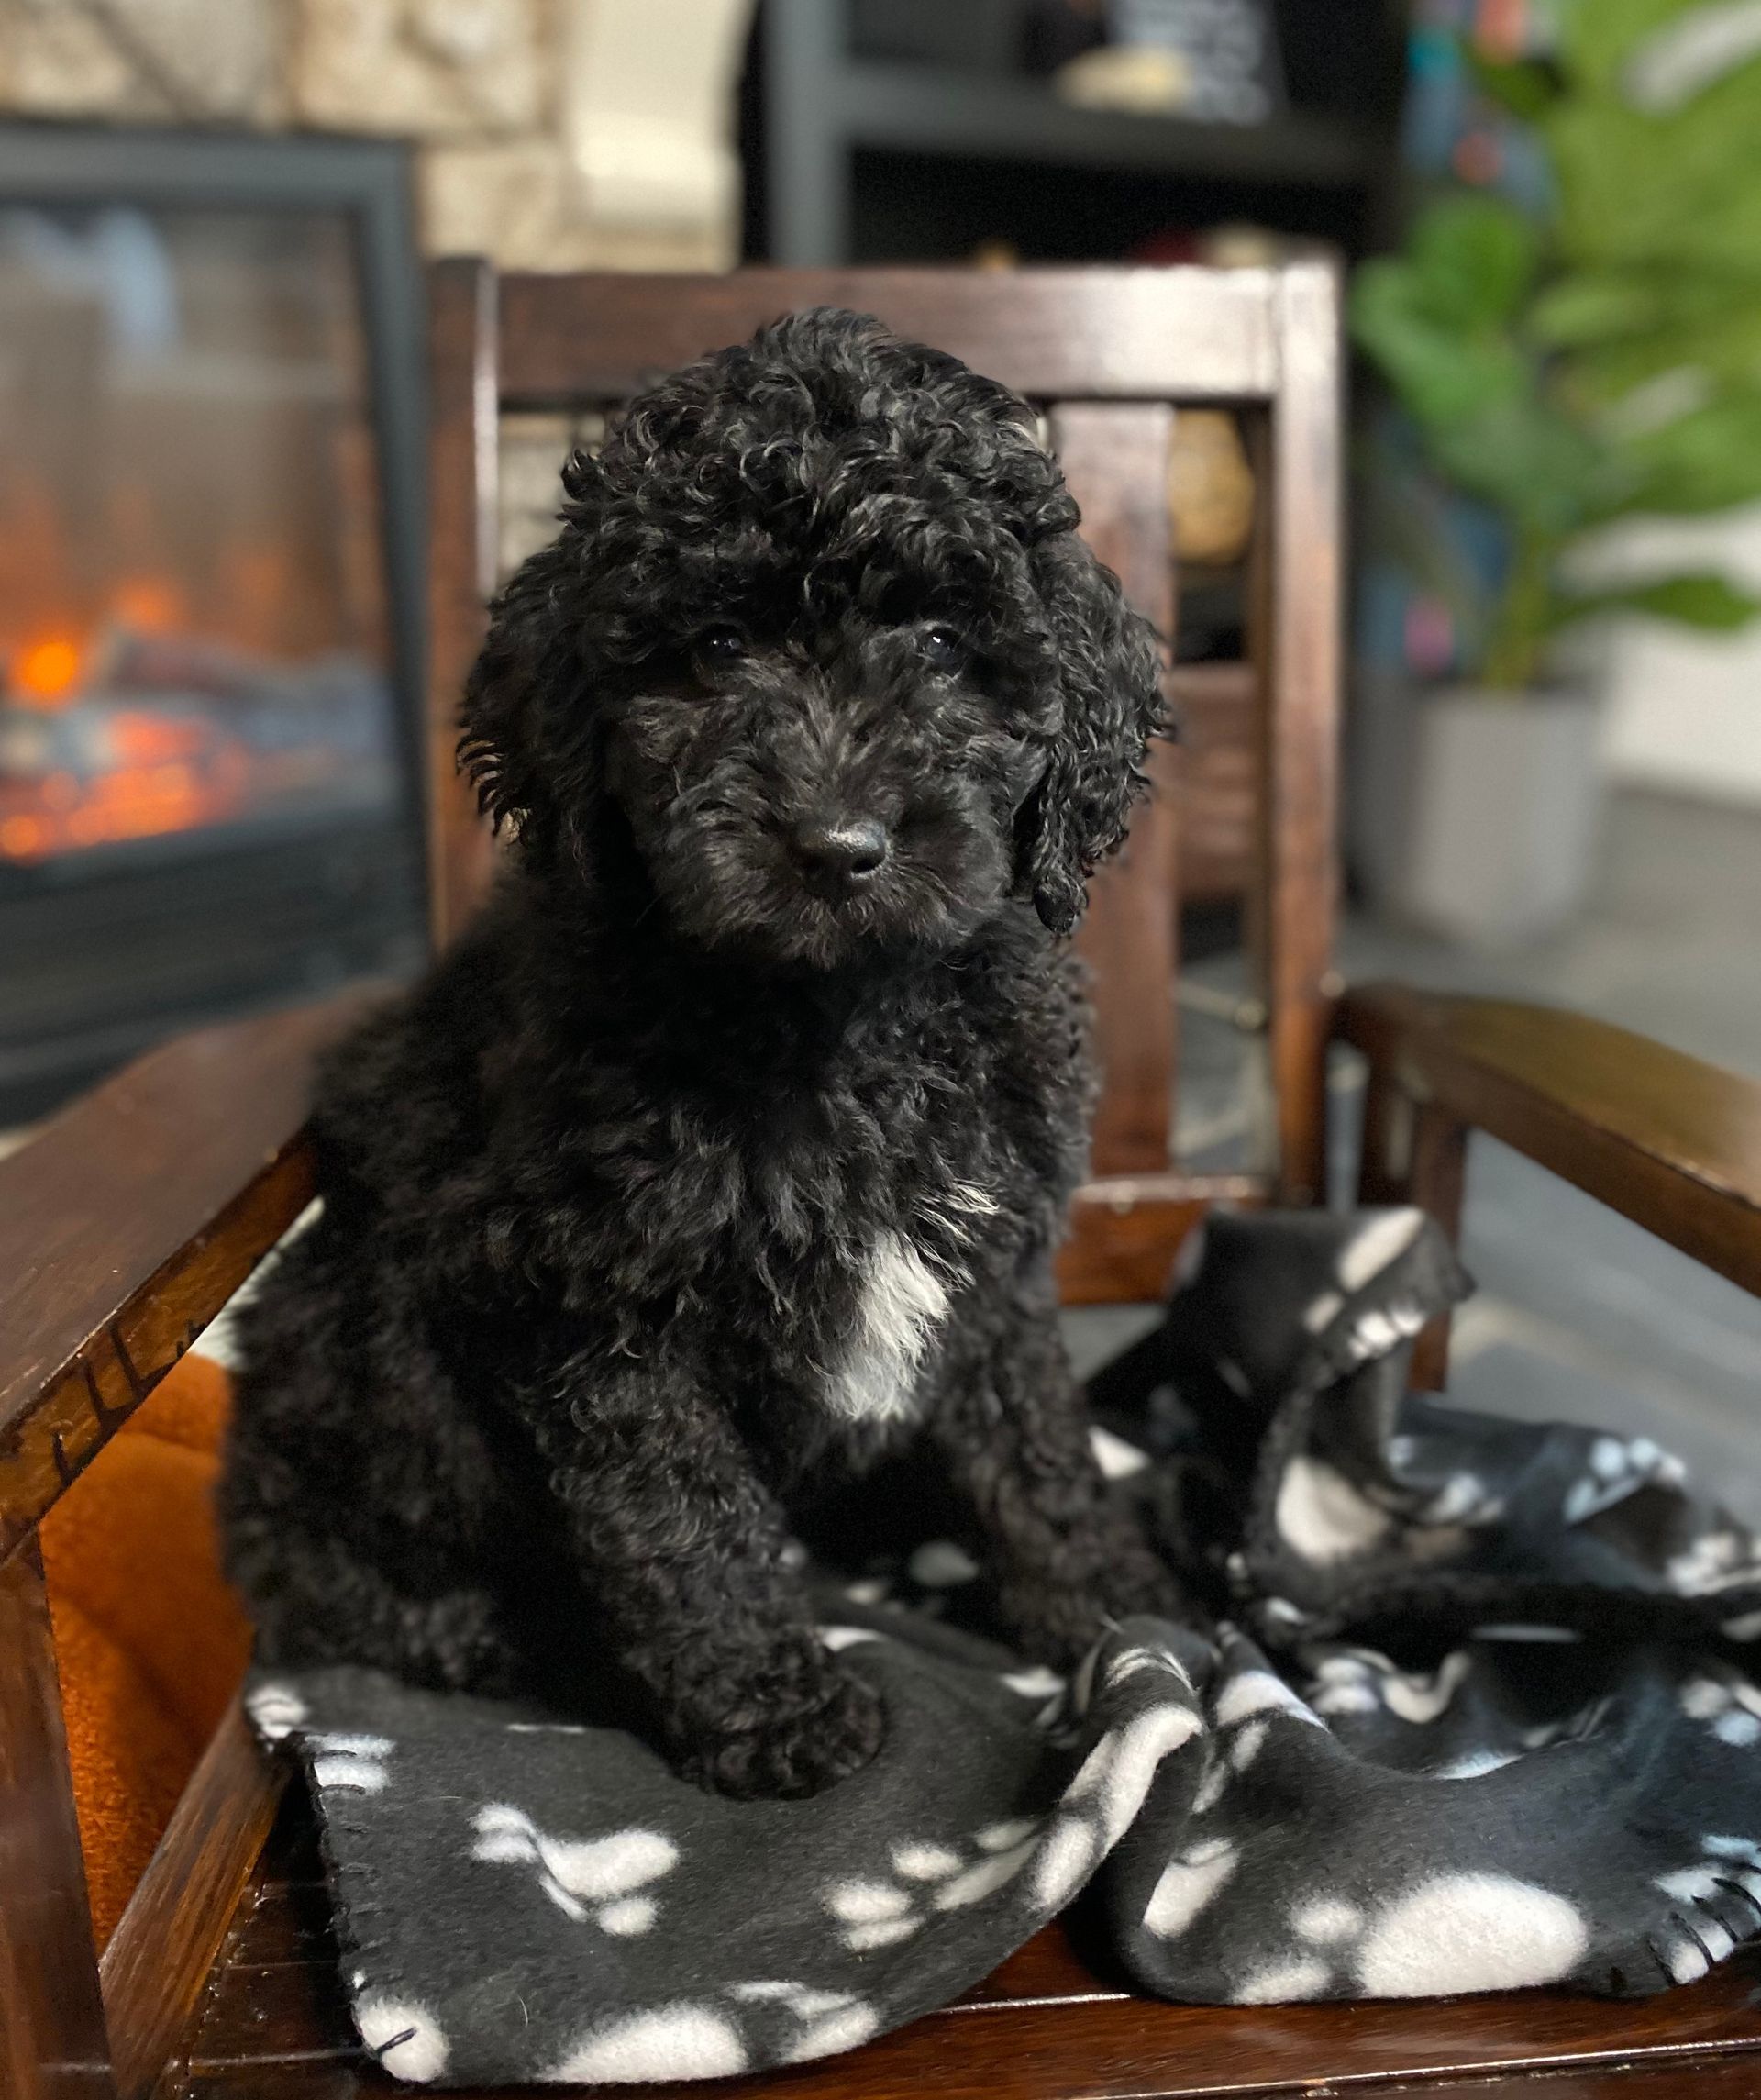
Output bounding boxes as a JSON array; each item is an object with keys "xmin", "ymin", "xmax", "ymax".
[{"xmin": 39, "ymin": 1351, "xmax": 252, "ymax": 1948}]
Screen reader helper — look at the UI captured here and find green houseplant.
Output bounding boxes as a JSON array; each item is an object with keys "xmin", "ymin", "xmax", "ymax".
[{"xmin": 1347, "ymin": 0, "xmax": 1761, "ymax": 942}]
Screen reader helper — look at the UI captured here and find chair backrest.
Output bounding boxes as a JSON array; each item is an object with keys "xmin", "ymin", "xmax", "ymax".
[{"xmin": 426, "ymin": 262, "xmax": 1343, "ymax": 1300}]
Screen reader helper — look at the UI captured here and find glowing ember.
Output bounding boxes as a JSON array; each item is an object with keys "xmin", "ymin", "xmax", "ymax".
[
  {"xmin": 2, "ymin": 576, "xmax": 393, "ymax": 865},
  {"xmin": 13, "ymin": 634, "xmax": 83, "ymax": 706},
  {"xmin": 109, "ymin": 577, "xmax": 185, "ymax": 635}
]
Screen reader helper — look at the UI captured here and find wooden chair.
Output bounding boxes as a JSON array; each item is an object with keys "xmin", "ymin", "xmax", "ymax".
[{"xmin": 5, "ymin": 263, "xmax": 1760, "ymax": 2100}]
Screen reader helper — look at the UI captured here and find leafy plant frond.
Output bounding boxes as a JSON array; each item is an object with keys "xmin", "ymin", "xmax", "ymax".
[
  {"xmin": 1350, "ymin": 5, "xmax": 1761, "ymax": 688},
  {"xmin": 1550, "ymin": 572, "xmax": 1761, "ymax": 632}
]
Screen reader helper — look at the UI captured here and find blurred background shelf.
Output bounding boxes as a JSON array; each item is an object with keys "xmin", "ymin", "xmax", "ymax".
[
  {"xmin": 753, "ymin": 0, "xmax": 1404, "ymax": 264},
  {"xmin": 831, "ymin": 63, "xmax": 1377, "ymax": 184}
]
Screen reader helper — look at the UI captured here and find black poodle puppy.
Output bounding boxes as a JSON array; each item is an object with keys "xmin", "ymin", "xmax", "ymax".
[{"xmin": 222, "ymin": 307, "xmax": 1189, "ymax": 1800}]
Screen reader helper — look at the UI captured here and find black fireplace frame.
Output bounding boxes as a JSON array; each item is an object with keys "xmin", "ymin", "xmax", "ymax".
[{"xmin": 0, "ymin": 123, "xmax": 429, "ymax": 1124}]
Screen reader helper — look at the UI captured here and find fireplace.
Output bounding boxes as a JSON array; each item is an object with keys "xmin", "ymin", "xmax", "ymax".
[{"xmin": 0, "ymin": 125, "xmax": 427, "ymax": 1123}]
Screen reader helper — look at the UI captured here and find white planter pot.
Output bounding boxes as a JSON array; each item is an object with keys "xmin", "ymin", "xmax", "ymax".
[{"xmin": 1352, "ymin": 682, "xmax": 1607, "ymax": 950}]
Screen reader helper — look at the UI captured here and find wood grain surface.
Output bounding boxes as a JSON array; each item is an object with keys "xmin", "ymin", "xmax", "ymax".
[
  {"xmin": 1339, "ymin": 983, "xmax": 1761, "ymax": 1301},
  {"xmin": 0, "ymin": 1541, "xmax": 110, "ymax": 2100},
  {"xmin": 1251, "ymin": 263, "xmax": 1344, "ymax": 1210},
  {"xmin": 1057, "ymin": 1176, "xmax": 1264, "ymax": 1304},
  {"xmin": 0, "ymin": 988, "xmax": 381, "ymax": 1549},
  {"xmin": 426, "ymin": 256, "xmax": 502, "ymax": 950},
  {"xmin": 1168, "ymin": 661, "xmax": 1257, "ymax": 903},
  {"xmin": 495, "ymin": 266, "xmax": 1288, "ymax": 406},
  {"xmin": 1055, "ymin": 400, "xmax": 1180, "ymax": 1179},
  {"xmin": 102, "ymin": 1701, "xmax": 287, "ymax": 2100}
]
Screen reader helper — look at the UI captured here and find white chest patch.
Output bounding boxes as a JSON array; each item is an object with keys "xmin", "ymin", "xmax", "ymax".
[{"xmin": 825, "ymin": 1229, "xmax": 950, "ymax": 1424}]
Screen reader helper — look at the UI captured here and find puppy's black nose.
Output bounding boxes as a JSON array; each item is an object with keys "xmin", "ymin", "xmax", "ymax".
[{"xmin": 792, "ymin": 817, "xmax": 889, "ymax": 893}]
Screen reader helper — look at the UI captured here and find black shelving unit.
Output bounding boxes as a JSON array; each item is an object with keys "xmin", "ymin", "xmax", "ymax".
[{"xmin": 757, "ymin": 0, "xmax": 1402, "ymax": 265}]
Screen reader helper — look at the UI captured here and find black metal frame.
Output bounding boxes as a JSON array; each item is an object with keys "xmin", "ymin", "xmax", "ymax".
[{"xmin": 0, "ymin": 118, "xmax": 429, "ymax": 878}]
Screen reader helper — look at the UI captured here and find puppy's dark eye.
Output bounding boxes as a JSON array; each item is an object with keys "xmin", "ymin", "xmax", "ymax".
[
  {"xmin": 920, "ymin": 624, "xmax": 967, "ymax": 670},
  {"xmin": 695, "ymin": 627, "xmax": 748, "ymax": 671}
]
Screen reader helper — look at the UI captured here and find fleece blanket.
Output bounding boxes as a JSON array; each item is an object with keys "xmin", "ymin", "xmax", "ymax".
[{"xmin": 246, "ymin": 1206, "xmax": 1761, "ymax": 2088}]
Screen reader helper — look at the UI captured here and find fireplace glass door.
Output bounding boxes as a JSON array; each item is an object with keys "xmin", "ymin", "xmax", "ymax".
[
  {"xmin": 0, "ymin": 205, "xmax": 400, "ymax": 865},
  {"xmin": 0, "ymin": 131, "xmax": 426, "ymax": 1122}
]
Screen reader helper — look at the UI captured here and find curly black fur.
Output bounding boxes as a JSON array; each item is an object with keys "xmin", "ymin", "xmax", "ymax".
[{"xmin": 222, "ymin": 308, "xmax": 1188, "ymax": 1799}]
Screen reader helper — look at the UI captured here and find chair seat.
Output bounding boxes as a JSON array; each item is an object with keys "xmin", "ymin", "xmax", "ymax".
[{"xmin": 157, "ymin": 1783, "xmax": 1761, "ymax": 2100}]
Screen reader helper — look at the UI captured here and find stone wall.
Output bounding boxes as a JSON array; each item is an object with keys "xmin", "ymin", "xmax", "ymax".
[{"xmin": 0, "ymin": 0, "xmax": 754, "ymax": 270}]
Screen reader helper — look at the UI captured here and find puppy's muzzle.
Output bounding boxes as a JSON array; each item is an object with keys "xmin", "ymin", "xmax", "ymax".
[{"xmin": 791, "ymin": 817, "xmax": 889, "ymax": 900}]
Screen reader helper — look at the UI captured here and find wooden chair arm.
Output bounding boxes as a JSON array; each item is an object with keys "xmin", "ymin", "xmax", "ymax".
[
  {"xmin": 0, "ymin": 985, "xmax": 384, "ymax": 1556},
  {"xmin": 1336, "ymin": 981, "xmax": 1761, "ymax": 1301}
]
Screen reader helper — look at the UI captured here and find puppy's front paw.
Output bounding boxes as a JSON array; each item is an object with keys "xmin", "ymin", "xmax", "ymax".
[{"xmin": 687, "ymin": 1667, "xmax": 885, "ymax": 1801}]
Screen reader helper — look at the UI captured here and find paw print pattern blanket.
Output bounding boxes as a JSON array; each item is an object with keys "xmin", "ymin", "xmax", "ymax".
[{"xmin": 247, "ymin": 1208, "xmax": 1761, "ymax": 2087}]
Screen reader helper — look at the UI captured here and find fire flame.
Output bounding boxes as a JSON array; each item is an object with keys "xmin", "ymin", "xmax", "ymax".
[
  {"xmin": 3, "ymin": 574, "xmax": 250, "ymax": 862},
  {"xmin": 13, "ymin": 634, "xmax": 84, "ymax": 706},
  {"xmin": 109, "ymin": 577, "xmax": 184, "ymax": 634}
]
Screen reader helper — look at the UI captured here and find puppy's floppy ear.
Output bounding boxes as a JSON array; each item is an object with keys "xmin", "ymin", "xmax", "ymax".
[
  {"xmin": 1021, "ymin": 530, "xmax": 1167, "ymax": 937},
  {"xmin": 457, "ymin": 473, "xmax": 600, "ymax": 846},
  {"xmin": 457, "ymin": 560, "xmax": 552, "ymax": 835}
]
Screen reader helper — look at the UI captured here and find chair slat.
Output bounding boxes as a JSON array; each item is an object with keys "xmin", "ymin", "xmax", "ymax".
[
  {"xmin": 1253, "ymin": 263, "xmax": 1344, "ymax": 1206},
  {"xmin": 0, "ymin": 1541, "xmax": 108, "ymax": 2100},
  {"xmin": 1053, "ymin": 401, "xmax": 1180, "ymax": 1180},
  {"xmin": 426, "ymin": 257, "xmax": 503, "ymax": 951},
  {"xmin": 1169, "ymin": 661, "xmax": 1257, "ymax": 901},
  {"xmin": 496, "ymin": 266, "xmax": 1283, "ymax": 405}
]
